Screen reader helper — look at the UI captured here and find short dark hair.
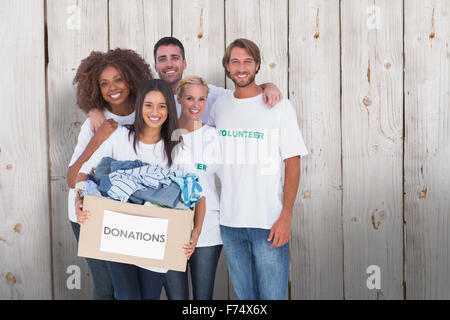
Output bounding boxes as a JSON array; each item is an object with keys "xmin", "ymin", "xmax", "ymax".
[
  {"xmin": 153, "ymin": 37, "xmax": 186, "ymax": 62},
  {"xmin": 222, "ymin": 38, "xmax": 261, "ymax": 79}
]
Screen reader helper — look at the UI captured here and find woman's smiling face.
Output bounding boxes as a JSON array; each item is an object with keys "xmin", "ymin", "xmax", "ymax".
[
  {"xmin": 142, "ymin": 90, "xmax": 168, "ymax": 129},
  {"xmin": 98, "ymin": 65, "xmax": 130, "ymax": 108},
  {"xmin": 178, "ymin": 84, "xmax": 208, "ymax": 121}
]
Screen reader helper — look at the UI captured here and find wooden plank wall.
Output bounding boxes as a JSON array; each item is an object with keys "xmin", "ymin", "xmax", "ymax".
[
  {"xmin": 404, "ymin": 0, "xmax": 450, "ymax": 300},
  {"xmin": 47, "ymin": 0, "xmax": 109, "ymax": 299},
  {"xmin": 1, "ymin": 0, "xmax": 449, "ymax": 300},
  {"xmin": 341, "ymin": 0, "xmax": 404, "ymax": 299},
  {"xmin": 289, "ymin": 0, "xmax": 343, "ymax": 299},
  {"xmin": 0, "ymin": 0, "xmax": 51, "ymax": 300}
]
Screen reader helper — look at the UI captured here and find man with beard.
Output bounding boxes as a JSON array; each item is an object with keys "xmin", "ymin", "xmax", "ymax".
[
  {"xmin": 153, "ymin": 37, "xmax": 283, "ymax": 125},
  {"xmin": 208, "ymin": 38, "xmax": 308, "ymax": 300}
]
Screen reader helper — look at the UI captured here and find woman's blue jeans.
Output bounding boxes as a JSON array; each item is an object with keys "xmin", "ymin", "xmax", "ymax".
[
  {"xmin": 70, "ymin": 221, "xmax": 115, "ymax": 300},
  {"xmin": 220, "ymin": 226, "xmax": 289, "ymax": 300},
  {"xmin": 164, "ymin": 245, "xmax": 223, "ymax": 300},
  {"xmin": 106, "ymin": 261, "xmax": 166, "ymax": 300}
]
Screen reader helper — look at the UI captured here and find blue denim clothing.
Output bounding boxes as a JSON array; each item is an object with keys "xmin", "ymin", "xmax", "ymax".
[
  {"xmin": 220, "ymin": 226, "xmax": 289, "ymax": 300},
  {"xmin": 99, "ymin": 171, "xmax": 147, "ymax": 202},
  {"xmin": 110, "ymin": 159, "xmax": 148, "ymax": 172},
  {"xmin": 113, "ymin": 163, "xmax": 173, "ymax": 189},
  {"xmin": 169, "ymin": 173, "xmax": 202, "ymax": 208},
  {"xmin": 164, "ymin": 245, "xmax": 223, "ymax": 300},
  {"xmin": 106, "ymin": 261, "xmax": 166, "ymax": 300},
  {"xmin": 94, "ymin": 158, "xmax": 148, "ymax": 183},
  {"xmin": 130, "ymin": 182, "xmax": 181, "ymax": 207},
  {"xmin": 77, "ymin": 179, "xmax": 102, "ymax": 198},
  {"xmin": 94, "ymin": 157, "xmax": 181, "ymax": 208},
  {"xmin": 105, "ymin": 165, "xmax": 174, "ymax": 202},
  {"xmin": 70, "ymin": 221, "xmax": 115, "ymax": 300},
  {"xmin": 93, "ymin": 156, "xmax": 115, "ymax": 184},
  {"xmin": 98, "ymin": 172, "xmax": 181, "ymax": 208}
]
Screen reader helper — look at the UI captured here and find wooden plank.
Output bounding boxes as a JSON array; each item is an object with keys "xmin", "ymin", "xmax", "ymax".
[
  {"xmin": 225, "ymin": 0, "xmax": 288, "ymax": 95},
  {"xmin": 0, "ymin": 0, "xmax": 51, "ymax": 299},
  {"xmin": 47, "ymin": 0, "xmax": 108, "ymax": 299},
  {"xmin": 288, "ymin": 0, "xmax": 343, "ymax": 299},
  {"xmin": 172, "ymin": 0, "xmax": 227, "ymax": 299},
  {"xmin": 341, "ymin": 0, "xmax": 404, "ymax": 299},
  {"xmin": 173, "ymin": 0, "xmax": 225, "ymax": 87},
  {"xmin": 109, "ymin": 0, "xmax": 171, "ymax": 76},
  {"xmin": 404, "ymin": 0, "xmax": 450, "ymax": 299}
]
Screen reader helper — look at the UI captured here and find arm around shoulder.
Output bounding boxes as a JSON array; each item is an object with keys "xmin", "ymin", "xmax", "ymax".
[{"xmin": 66, "ymin": 119, "xmax": 118, "ymax": 188}]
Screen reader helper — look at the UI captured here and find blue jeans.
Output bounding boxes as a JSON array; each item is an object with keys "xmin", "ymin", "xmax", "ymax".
[
  {"xmin": 70, "ymin": 221, "xmax": 115, "ymax": 300},
  {"xmin": 106, "ymin": 261, "xmax": 166, "ymax": 300},
  {"xmin": 220, "ymin": 226, "xmax": 289, "ymax": 300},
  {"xmin": 164, "ymin": 245, "xmax": 223, "ymax": 300}
]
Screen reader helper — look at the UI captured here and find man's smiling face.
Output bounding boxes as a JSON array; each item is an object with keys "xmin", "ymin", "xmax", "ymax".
[
  {"xmin": 154, "ymin": 44, "xmax": 187, "ymax": 88},
  {"xmin": 226, "ymin": 47, "xmax": 260, "ymax": 88}
]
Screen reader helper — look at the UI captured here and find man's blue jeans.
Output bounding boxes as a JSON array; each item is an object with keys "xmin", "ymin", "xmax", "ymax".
[
  {"xmin": 220, "ymin": 226, "xmax": 289, "ymax": 300},
  {"xmin": 164, "ymin": 245, "xmax": 223, "ymax": 300}
]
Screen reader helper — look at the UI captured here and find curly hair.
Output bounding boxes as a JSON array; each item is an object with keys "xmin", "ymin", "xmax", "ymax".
[{"xmin": 73, "ymin": 48, "xmax": 153, "ymax": 114}]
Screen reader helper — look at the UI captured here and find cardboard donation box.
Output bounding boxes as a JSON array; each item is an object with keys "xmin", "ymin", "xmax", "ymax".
[{"xmin": 78, "ymin": 195, "xmax": 194, "ymax": 272}]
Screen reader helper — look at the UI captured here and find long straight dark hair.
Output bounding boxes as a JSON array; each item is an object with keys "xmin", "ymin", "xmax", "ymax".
[{"xmin": 127, "ymin": 79, "xmax": 180, "ymax": 167}]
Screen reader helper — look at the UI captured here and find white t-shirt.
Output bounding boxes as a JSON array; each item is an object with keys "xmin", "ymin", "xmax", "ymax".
[
  {"xmin": 79, "ymin": 126, "xmax": 170, "ymax": 175},
  {"xmin": 209, "ymin": 92, "xmax": 308, "ymax": 229},
  {"xmin": 175, "ymin": 84, "xmax": 229, "ymax": 125},
  {"xmin": 174, "ymin": 124, "xmax": 222, "ymax": 247},
  {"xmin": 67, "ymin": 110, "xmax": 135, "ymax": 223}
]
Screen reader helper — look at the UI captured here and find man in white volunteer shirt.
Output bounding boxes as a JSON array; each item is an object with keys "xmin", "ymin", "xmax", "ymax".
[
  {"xmin": 153, "ymin": 37, "xmax": 283, "ymax": 124},
  {"xmin": 208, "ymin": 38, "xmax": 308, "ymax": 300}
]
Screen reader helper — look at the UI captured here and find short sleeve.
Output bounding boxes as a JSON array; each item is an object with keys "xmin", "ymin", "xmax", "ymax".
[
  {"xmin": 68, "ymin": 119, "xmax": 94, "ymax": 167},
  {"xmin": 205, "ymin": 85, "xmax": 231, "ymax": 126},
  {"xmin": 208, "ymin": 99, "xmax": 217, "ymax": 127},
  {"xmin": 79, "ymin": 129, "xmax": 115, "ymax": 175},
  {"xmin": 279, "ymin": 100, "xmax": 308, "ymax": 160},
  {"xmin": 207, "ymin": 84, "xmax": 230, "ymax": 106},
  {"xmin": 203, "ymin": 126, "xmax": 222, "ymax": 175}
]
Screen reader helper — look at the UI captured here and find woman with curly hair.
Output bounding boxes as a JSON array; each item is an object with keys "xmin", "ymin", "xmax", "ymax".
[{"xmin": 67, "ymin": 48, "xmax": 153, "ymax": 299}]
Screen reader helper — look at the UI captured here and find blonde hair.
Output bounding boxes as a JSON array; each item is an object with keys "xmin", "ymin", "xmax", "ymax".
[{"xmin": 176, "ymin": 75, "xmax": 210, "ymax": 98}]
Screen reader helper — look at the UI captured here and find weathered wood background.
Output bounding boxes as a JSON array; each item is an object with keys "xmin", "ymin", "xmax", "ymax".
[{"xmin": 0, "ymin": 0, "xmax": 449, "ymax": 300}]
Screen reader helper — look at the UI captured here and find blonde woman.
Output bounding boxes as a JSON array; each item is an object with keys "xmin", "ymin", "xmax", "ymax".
[{"xmin": 164, "ymin": 76, "xmax": 223, "ymax": 300}]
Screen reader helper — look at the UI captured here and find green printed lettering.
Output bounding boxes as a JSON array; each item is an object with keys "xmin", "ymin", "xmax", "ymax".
[{"xmin": 196, "ymin": 163, "xmax": 207, "ymax": 171}]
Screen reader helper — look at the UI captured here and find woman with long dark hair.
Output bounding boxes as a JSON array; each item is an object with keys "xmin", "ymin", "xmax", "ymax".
[
  {"xmin": 74, "ymin": 79, "xmax": 205, "ymax": 300},
  {"xmin": 67, "ymin": 48, "xmax": 152, "ymax": 299}
]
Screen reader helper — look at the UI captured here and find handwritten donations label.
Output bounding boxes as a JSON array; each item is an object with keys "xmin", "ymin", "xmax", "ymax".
[{"xmin": 100, "ymin": 210, "xmax": 168, "ymax": 260}]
